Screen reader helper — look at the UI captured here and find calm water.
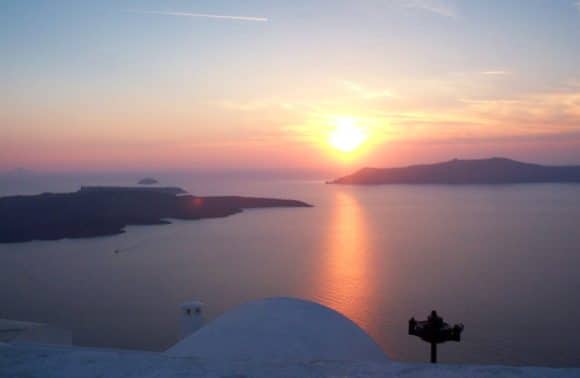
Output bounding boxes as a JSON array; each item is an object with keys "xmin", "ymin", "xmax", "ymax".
[{"xmin": 1, "ymin": 174, "xmax": 580, "ymax": 367}]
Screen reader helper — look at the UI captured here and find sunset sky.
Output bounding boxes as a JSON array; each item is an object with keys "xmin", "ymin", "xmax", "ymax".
[{"xmin": 2, "ymin": 0, "xmax": 580, "ymax": 173}]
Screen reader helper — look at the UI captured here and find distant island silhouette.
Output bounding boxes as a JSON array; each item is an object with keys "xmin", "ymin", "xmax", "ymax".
[
  {"xmin": 138, "ymin": 177, "xmax": 159, "ymax": 185},
  {"xmin": 0, "ymin": 186, "xmax": 311, "ymax": 243},
  {"xmin": 330, "ymin": 157, "xmax": 580, "ymax": 185}
]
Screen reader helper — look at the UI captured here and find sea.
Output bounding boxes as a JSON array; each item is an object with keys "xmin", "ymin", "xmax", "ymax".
[{"xmin": 1, "ymin": 172, "xmax": 580, "ymax": 367}]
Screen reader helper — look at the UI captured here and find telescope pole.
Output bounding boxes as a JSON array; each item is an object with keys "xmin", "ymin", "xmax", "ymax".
[{"xmin": 430, "ymin": 342, "xmax": 437, "ymax": 364}]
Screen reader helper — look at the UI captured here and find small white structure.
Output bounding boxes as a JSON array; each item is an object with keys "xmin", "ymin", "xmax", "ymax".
[
  {"xmin": 179, "ymin": 301, "xmax": 204, "ymax": 339},
  {"xmin": 3, "ymin": 298, "xmax": 580, "ymax": 377},
  {"xmin": 166, "ymin": 297, "xmax": 388, "ymax": 362}
]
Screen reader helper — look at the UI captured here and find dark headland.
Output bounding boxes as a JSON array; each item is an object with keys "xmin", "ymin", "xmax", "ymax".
[
  {"xmin": 0, "ymin": 186, "xmax": 311, "ymax": 243},
  {"xmin": 330, "ymin": 157, "xmax": 580, "ymax": 185}
]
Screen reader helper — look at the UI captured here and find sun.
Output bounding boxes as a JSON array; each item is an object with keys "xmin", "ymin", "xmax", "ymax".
[{"xmin": 329, "ymin": 118, "xmax": 367, "ymax": 153}]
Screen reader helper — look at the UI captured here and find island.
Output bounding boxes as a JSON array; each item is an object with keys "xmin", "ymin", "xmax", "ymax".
[
  {"xmin": 0, "ymin": 186, "xmax": 311, "ymax": 243},
  {"xmin": 330, "ymin": 157, "xmax": 580, "ymax": 185},
  {"xmin": 138, "ymin": 177, "xmax": 159, "ymax": 185}
]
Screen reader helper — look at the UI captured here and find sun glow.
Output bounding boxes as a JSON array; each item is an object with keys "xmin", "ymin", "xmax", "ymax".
[{"xmin": 329, "ymin": 118, "xmax": 367, "ymax": 153}]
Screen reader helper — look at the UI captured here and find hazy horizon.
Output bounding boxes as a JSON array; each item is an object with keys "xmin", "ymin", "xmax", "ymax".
[{"xmin": 4, "ymin": 155, "xmax": 580, "ymax": 180}]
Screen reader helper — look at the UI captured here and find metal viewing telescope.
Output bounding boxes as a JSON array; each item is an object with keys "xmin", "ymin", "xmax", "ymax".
[{"xmin": 408, "ymin": 311, "xmax": 464, "ymax": 363}]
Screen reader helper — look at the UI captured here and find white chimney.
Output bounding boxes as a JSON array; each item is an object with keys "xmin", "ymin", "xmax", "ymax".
[{"xmin": 179, "ymin": 300, "xmax": 204, "ymax": 339}]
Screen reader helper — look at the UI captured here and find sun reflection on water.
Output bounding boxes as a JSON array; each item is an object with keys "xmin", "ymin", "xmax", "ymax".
[{"xmin": 314, "ymin": 190, "xmax": 376, "ymax": 331}]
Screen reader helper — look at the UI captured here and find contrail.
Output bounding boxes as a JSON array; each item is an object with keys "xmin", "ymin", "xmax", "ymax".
[{"xmin": 128, "ymin": 10, "xmax": 268, "ymax": 22}]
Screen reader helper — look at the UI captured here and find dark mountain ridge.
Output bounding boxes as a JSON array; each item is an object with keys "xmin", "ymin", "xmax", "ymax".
[{"xmin": 331, "ymin": 157, "xmax": 580, "ymax": 185}]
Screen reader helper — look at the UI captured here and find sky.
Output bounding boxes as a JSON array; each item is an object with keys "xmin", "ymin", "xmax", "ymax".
[{"xmin": 1, "ymin": 0, "xmax": 580, "ymax": 174}]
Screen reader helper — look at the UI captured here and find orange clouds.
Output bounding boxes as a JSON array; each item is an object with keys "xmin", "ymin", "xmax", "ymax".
[{"xmin": 3, "ymin": 71, "xmax": 580, "ymax": 172}]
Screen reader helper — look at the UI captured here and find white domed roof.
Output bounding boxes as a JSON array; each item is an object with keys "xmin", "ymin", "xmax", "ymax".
[{"xmin": 166, "ymin": 297, "xmax": 387, "ymax": 362}]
